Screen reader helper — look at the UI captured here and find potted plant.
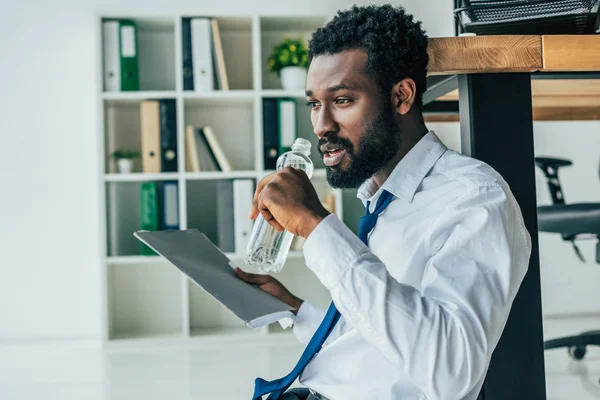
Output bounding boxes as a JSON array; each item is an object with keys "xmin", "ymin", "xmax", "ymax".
[
  {"xmin": 267, "ymin": 36, "xmax": 309, "ymax": 90},
  {"xmin": 111, "ymin": 149, "xmax": 140, "ymax": 173}
]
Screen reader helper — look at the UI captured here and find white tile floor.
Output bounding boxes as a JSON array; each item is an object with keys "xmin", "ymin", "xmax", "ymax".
[{"xmin": 0, "ymin": 316, "xmax": 598, "ymax": 400}]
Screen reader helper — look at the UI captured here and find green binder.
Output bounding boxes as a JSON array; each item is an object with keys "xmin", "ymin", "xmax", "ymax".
[
  {"xmin": 140, "ymin": 182, "xmax": 159, "ymax": 255},
  {"xmin": 118, "ymin": 19, "xmax": 140, "ymax": 91}
]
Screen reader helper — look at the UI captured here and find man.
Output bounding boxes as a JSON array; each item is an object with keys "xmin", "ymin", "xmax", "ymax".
[{"xmin": 235, "ymin": 4, "xmax": 531, "ymax": 400}]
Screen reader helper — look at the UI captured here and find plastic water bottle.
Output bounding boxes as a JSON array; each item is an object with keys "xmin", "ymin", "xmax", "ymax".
[{"xmin": 245, "ymin": 138, "xmax": 314, "ymax": 273}]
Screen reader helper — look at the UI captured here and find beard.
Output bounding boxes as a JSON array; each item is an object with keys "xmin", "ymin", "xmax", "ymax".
[{"xmin": 319, "ymin": 103, "xmax": 401, "ymax": 189}]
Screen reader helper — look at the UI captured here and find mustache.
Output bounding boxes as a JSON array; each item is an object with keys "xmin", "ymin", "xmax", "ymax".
[{"xmin": 318, "ymin": 136, "xmax": 353, "ymax": 155}]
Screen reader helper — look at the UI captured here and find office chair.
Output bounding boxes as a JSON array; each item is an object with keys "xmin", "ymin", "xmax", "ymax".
[{"xmin": 535, "ymin": 157, "xmax": 600, "ymax": 360}]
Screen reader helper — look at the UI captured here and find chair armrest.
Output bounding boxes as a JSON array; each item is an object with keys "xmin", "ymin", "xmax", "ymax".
[{"xmin": 535, "ymin": 157, "xmax": 572, "ymax": 173}]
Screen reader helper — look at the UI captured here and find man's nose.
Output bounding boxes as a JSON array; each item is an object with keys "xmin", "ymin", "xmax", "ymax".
[{"xmin": 313, "ymin": 107, "xmax": 337, "ymax": 139}]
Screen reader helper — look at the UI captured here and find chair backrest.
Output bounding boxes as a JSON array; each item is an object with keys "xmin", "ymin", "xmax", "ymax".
[{"xmin": 534, "ymin": 157, "xmax": 573, "ymax": 205}]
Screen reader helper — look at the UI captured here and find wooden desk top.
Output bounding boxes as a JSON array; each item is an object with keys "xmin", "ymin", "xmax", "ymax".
[
  {"xmin": 427, "ymin": 35, "xmax": 600, "ymax": 75},
  {"xmin": 424, "ymin": 35, "xmax": 600, "ymax": 120}
]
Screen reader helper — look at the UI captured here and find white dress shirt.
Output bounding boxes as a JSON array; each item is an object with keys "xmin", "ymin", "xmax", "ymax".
[{"xmin": 292, "ymin": 131, "xmax": 531, "ymax": 400}]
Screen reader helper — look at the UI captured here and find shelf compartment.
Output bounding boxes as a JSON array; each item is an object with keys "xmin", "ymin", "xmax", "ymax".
[
  {"xmin": 106, "ymin": 180, "xmax": 182, "ymax": 257},
  {"xmin": 188, "ymin": 279, "xmax": 252, "ymax": 337},
  {"xmin": 181, "ymin": 16, "xmax": 253, "ymax": 91},
  {"xmin": 185, "ymin": 178, "xmax": 256, "ymax": 253},
  {"xmin": 101, "ymin": 17, "xmax": 177, "ymax": 92},
  {"xmin": 260, "ymin": 97, "xmax": 322, "ymax": 173},
  {"xmin": 134, "ymin": 17, "xmax": 177, "ymax": 91},
  {"xmin": 183, "ymin": 98, "xmax": 255, "ymax": 172},
  {"xmin": 104, "ymin": 98, "xmax": 179, "ymax": 174},
  {"xmin": 108, "ymin": 262, "xmax": 184, "ymax": 340},
  {"xmin": 260, "ymin": 16, "xmax": 328, "ymax": 90}
]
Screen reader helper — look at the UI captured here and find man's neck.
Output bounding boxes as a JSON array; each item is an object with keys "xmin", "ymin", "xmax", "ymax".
[{"xmin": 371, "ymin": 123, "xmax": 428, "ymax": 189}]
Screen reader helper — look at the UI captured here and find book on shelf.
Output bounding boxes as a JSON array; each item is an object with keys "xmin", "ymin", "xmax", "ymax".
[
  {"xmin": 183, "ymin": 17, "xmax": 229, "ymax": 92},
  {"xmin": 134, "ymin": 229, "xmax": 294, "ymax": 328},
  {"xmin": 202, "ymin": 125, "xmax": 232, "ymax": 172},
  {"xmin": 140, "ymin": 99, "xmax": 178, "ymax": 173},
  {"xmin": 210, "ymin": 18, "xmax": 229, "ymax": 91},
  {"xmin": 102, "ymin": 19, "xmax": 139, "ymax": 92},
  {"xmin": 184, "ymin": 125, "xmax": 231, "ymax": 172}
]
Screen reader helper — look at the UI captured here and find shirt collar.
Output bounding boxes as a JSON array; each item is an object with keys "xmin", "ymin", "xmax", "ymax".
[{"xmin": 357, "ymin": 130, "xmax": 447, "ymax": 204}]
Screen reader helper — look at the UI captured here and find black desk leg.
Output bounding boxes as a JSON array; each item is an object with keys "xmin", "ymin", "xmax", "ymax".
[{"xmin": 458, "ymin": 73, "xmax": 547, "ymax": 400}]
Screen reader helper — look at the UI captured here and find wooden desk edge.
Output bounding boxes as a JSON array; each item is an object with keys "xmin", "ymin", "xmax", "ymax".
[{"xmin": 427, "ymin": 34, "xmax": 600, "ymax": 75}]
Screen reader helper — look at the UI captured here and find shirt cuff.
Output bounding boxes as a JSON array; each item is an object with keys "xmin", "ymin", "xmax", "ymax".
[
  {"xmin": 302, "ymin": 213, "xmax": 369, "ymax": 290},
  {"xmin": 292, "ymin": 301, "xmax": 326, "ymax": 344}
]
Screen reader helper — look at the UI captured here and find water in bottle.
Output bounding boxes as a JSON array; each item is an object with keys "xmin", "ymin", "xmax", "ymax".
[{"xmin": 245, "ymin": 138, "xmax": 314, "ymax": 273}]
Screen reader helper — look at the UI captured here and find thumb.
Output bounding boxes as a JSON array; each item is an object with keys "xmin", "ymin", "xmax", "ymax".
[{"xmin": 235, "ymin": 267, "xmax": 272, "ymax": 285}]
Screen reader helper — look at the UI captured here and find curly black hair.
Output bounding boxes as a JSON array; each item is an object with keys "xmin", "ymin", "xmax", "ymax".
[{"xmin": 308, "ymin": 4, "xmax": 429, "ymax": 109}]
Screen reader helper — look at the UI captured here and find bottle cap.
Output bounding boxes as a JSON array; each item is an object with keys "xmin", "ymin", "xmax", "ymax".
[
  {"xmin": 291, "ymin": 138, "xmax": 312, "ymax": 155},
  {"xmin": 294, "ymin": 138, "xmax": 311, "ymax": 147}
]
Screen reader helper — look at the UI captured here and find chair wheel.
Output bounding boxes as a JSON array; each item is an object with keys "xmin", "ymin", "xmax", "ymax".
[{"xmin": 568, "ymin": 346, "xmax": 586, "ymax": 360}]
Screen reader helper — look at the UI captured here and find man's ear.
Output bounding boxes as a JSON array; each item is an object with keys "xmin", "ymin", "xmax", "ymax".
[{"xmin": 391, "ymin": 78, "xmax": 417, "ymax": 115}]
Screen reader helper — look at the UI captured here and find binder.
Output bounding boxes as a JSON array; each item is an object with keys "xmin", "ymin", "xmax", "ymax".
[
  {"xmin": 159, "ymin": 99, "xmax": 177, "ymax": 172},
  {"xmin": 161, "ymin": 181, "xmax": 180, "ymax": 230},
  {"xmin": 140, "ymin": 100, "xmax": 161, "ymax": 173},
  {"xmin": 140, "ymin": 182, "xmax": 159, "ymax": 255},
  {"xmin": 118, "ymin": 20, "xmax": 139, "ymax": 91},
  {"xmin": 190, "ymin": 18, "xmax": 215, "ymax": 92},
  {"xmin": 278, "ymin": 98, "xmax": 297, "ymax": 154},
  {"xmin": 102, "ymin": 21, "xmax": 120, "ymax": 92},
  {"xmin": 262, "ymin": 98, "xmax": 279, "ymax": 170},
  {"xmin": 233, "ymin": 179, "xmax": 254, "ymax": 253},
  {"xmin": 181, "ymin": 18, "xmax": 194, "ymax": 90}
]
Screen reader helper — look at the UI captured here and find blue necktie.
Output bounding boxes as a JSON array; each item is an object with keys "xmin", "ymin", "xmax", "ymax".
[{"xmin": 252, "ymin": 190, "xmax": 395, "ymax": 400}]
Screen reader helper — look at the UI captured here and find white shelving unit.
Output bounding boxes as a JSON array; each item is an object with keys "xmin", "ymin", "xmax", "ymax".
[{"xmin": 97, "ymin": 13, "xmax": 365, "ymax": 346}]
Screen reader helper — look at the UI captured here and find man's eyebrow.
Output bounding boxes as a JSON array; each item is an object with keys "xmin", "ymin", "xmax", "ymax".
[
  {"xmin": 305, "ymin": 84, "xmax": 356, "ymax": 97},
  {"xmin": 327, "ymin": 83, "xmax": 356, "ymax": 92}
]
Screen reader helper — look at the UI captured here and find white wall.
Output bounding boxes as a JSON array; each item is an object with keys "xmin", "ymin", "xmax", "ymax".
[{"xmin": 0, "ymin": 1, "xmax": 454, "ymax": 341}]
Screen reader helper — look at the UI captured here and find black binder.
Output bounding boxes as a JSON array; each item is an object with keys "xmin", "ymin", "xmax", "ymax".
[
  {"xmin": 262, "ymin": 98, "xmax": 279, "ymax": 170},
  {"xmin": 159, "ymin": 99, "xmax": 178, "ymax": 172}
]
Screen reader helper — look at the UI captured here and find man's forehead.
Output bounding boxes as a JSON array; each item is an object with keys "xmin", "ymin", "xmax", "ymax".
[{"xmin": 307, "ymin": 50, "xmax": 369, "ymax": 89}]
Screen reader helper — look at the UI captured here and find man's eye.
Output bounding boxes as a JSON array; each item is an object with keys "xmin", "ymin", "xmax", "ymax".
[
  {"xmin": 336, "ymin": 98, "xmax": 351, "ymax": 105},
  {"xmin": 306, "ymin": 101, "xmax": 320, "ymax": 109}
]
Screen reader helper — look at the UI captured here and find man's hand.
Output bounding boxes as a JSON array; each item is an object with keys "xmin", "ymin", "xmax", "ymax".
[
  {"xmin": 234, "ymin": 267, "xmax": 304, "ymax": 314},
  {"xmin": 250, "ymin": 167, "xmax": 330, "ymax": 238}
]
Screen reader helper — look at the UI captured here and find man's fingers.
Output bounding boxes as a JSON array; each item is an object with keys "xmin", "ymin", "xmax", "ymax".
[
  {"xmin": 252, "ymin": 181, "xmax": 285, "ymax": 231},
  {"xmin": 251, "ymin": 173, "xmax": 276, "ymax": 217},
  {"xmin": 234, "ymin": 267, "xmax": 272, "ymax": 285},
  {"xmin": 249, "ymin": 203, "xmax": 260, "ymax": 220}
]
